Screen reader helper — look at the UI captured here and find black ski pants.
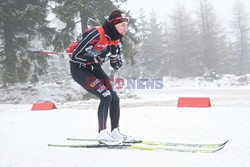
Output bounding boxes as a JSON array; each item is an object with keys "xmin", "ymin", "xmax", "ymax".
[{"xmin": 70, "ymin": 62, "xmax": 120, "ymax": 132}]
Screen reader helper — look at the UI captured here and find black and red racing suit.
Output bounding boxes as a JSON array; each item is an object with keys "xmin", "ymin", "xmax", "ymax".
[{"xmin": 69, "ymin": 26, "xmax": 122, "ymax": 132}]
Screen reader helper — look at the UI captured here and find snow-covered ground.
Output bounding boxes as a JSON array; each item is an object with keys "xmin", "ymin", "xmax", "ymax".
[{"xmin": 1, "ymin": 82, "xmax": 250, "ymax": 167}]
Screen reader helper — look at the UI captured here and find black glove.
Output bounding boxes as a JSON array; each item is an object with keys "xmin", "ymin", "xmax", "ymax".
[
  {"xmin": 110, "ymin": 59, "xmax": 123, "ymax": 70},
  {"xmin": 93, "ymin": 47, "xmax": 110, "ymax": 64}
]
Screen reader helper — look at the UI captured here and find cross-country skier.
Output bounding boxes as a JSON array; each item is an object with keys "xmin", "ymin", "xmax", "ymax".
[{"xmin": 69, "ymin": 10, "xmax": 135, "ymax": 145}]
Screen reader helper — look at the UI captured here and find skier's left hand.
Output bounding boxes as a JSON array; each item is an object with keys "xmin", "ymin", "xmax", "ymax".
[{"xmin": 110, "ymin": 59, "xmax": 123, "ymax": 70}]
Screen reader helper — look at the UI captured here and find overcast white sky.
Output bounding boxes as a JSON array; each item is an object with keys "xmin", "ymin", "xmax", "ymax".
[{"xmin": 121, "ymin": 0, "xmax": 250, "ymax": 28}]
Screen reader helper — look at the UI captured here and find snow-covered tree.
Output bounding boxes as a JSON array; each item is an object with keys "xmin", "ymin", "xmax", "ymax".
[
  {"xmin": 231, "ymin": 1, "xmax": 250, "ymax": 75},
  {"xmin": 141, "ymin": 9, "xmax": 165, "ymax": 77},
  {"xmin": 195, "ymin": 0, "xmax": 229, "ymax": 74},
  {"xmin": 0, "ymin": 0, "xmax": 55, "ymax": 87},
  {"xmin": 132, "ymin": 8, "xmax": 150, "ymax": 77},
  {"xmin": 168, "ymin": 3, "xmax": 200, "ymax": 77},
  {"xmin": 159, "ymin": 21, "xmax": 172, "ymax": 77}
]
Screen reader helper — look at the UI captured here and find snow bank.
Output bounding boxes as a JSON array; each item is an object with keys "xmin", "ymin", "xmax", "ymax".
[{"xmin": 0, "ymin": 74, "xmax": 249, "ymax": 104}]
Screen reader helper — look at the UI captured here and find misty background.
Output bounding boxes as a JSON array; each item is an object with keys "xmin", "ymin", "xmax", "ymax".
[{"xmin": 0, "ymin": 0, "xmax": 249, "ymax": 103}]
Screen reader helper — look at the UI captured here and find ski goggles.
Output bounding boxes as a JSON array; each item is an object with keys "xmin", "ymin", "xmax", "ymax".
[{"xmin": 109, "ymin": 14, "xmax": 129, "ymax": 24}]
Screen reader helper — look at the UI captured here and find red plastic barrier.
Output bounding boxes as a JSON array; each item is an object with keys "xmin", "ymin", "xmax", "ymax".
[
  {"xmin": 31, "ymin": 102, "xmax": 57, "ymax": 111},
  {"xmin": 177, "ymin": 97, "xmax": 211, "ymax": 107}
]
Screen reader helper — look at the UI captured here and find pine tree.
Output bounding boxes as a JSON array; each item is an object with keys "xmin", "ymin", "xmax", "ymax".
[
  {"xmin": 142, "ymin": 9, "xmax": 165, "ymax": 77},
  {"xmin": 231, "ymin": 1, "xmax": 250, "ymax": 75},
  {"xmin": 195, "ymin": 0, "xmax": 228, "ymax": 75},
  {"xmin": 161, "ymin": 21, "xmax": 172, "ymax": 77},
  {"xmin": 0, "ymin": 0, "xmax": 55, "ymax": 87},
  {"xmin": 133, "ymin": 8, "xmax": 150, "ymax": 77},
  {"xmin": 168, "ymin": 3, "xmax": 200, "ymax": 77}
]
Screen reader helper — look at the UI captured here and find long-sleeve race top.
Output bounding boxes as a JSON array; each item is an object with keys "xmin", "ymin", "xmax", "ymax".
[{"xmin": 70, "ymin": 26, "xmax": 120, "ymax": 65}]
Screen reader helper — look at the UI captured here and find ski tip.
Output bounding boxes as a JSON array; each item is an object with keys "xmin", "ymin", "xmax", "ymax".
[
  {"xmin": 222, "ymin": 139, "xmax": 229, "ymax": 146},
  {"xmin": 212, "ymin": 140, "xmax": 229, "ymax": 153}
]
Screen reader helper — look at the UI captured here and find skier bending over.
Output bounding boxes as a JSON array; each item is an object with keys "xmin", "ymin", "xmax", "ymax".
[{"xmin": 69, "ymin": 10, "xmax": 135, "ymax": 145}]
